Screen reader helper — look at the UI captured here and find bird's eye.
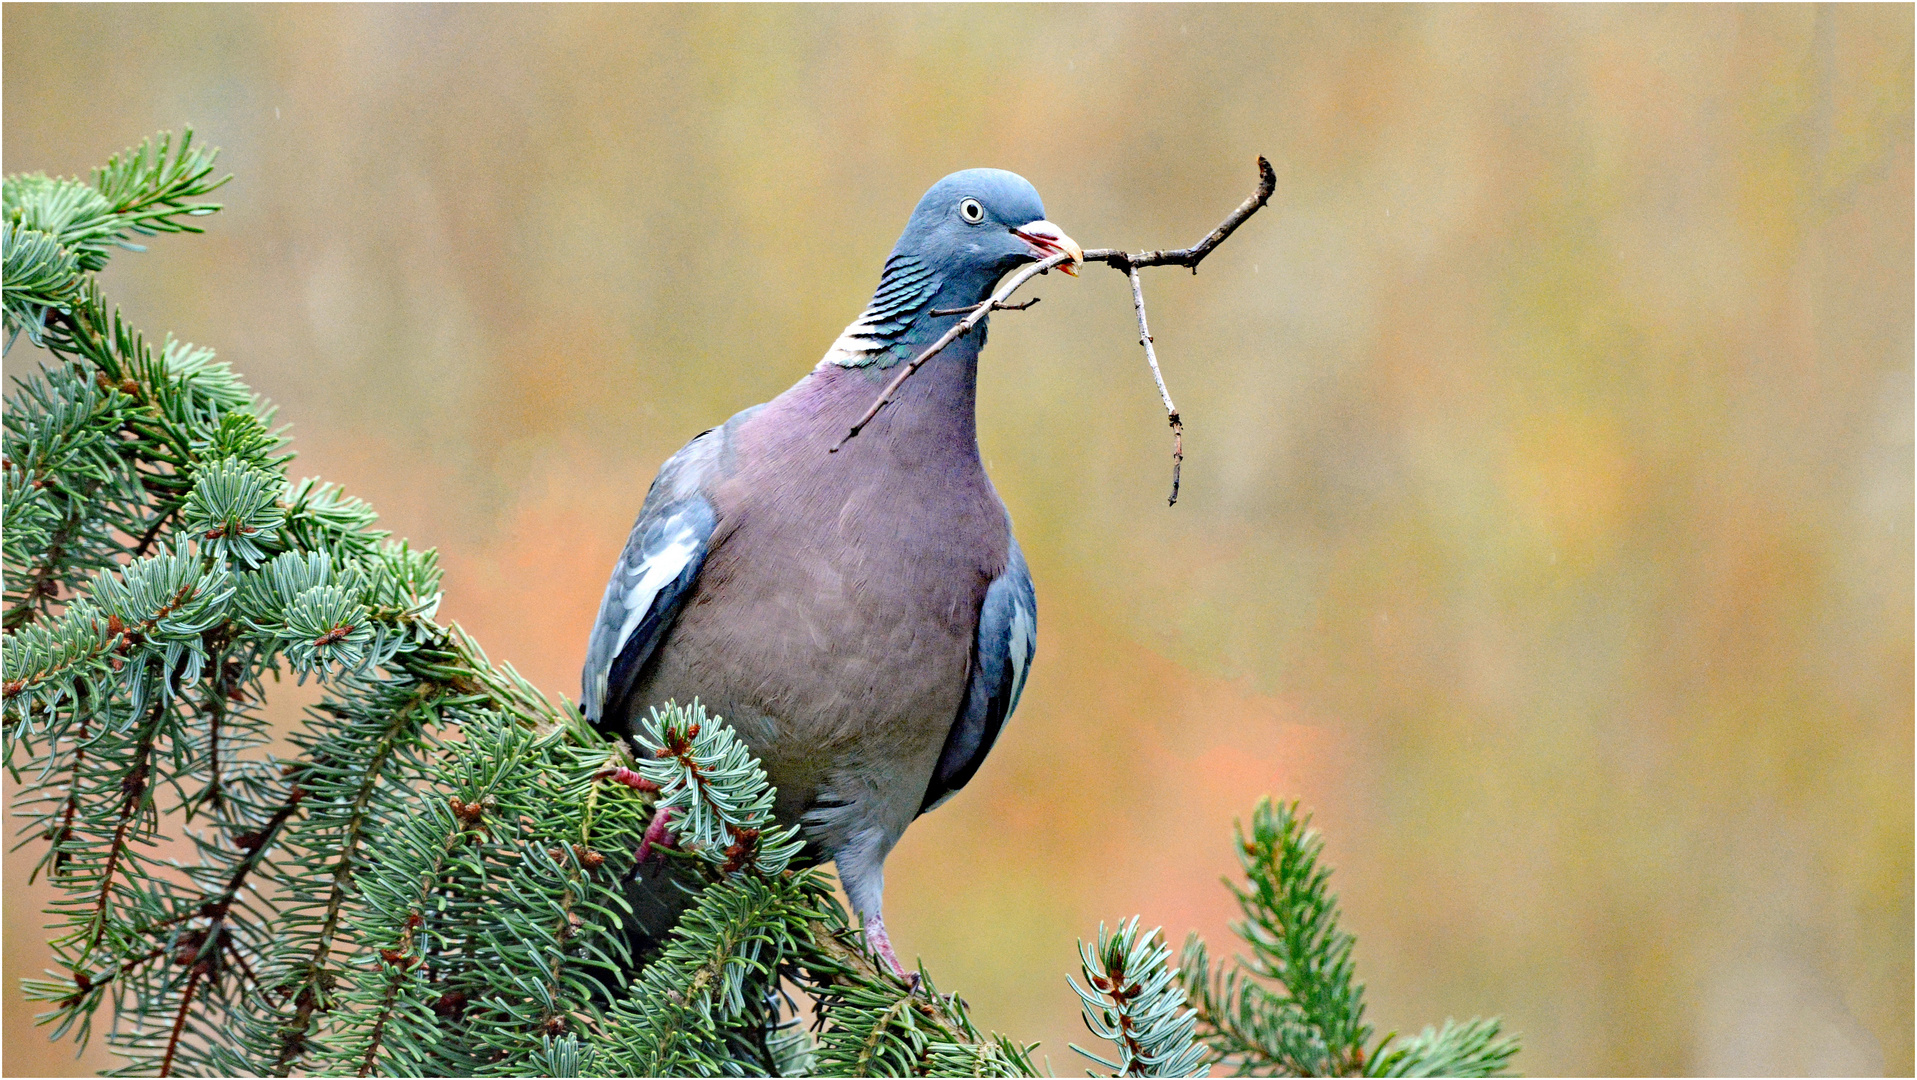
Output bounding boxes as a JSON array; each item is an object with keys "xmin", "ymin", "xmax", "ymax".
[{"xmin": 958, "ymin": 198, "xmax": 985, "ymax": 223}]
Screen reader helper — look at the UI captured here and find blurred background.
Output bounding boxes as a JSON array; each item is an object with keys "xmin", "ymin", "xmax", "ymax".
[{"xmin": 4, "ymin": 5, "xmax": 1910, "ymax": 1075}]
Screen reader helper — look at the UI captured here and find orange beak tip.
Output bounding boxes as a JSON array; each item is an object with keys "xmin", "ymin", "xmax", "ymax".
[{"xmin": 1015, "ymin": 219, "xmax": 1084, "ymax": 277}]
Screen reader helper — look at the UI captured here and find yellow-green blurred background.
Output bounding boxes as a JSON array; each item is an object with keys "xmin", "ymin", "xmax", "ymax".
[{"xmin": 5, "ymin": 4, "xmax": 1911, "ymax": 1075}]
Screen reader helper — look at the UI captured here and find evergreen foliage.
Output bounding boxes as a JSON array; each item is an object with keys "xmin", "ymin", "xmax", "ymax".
[
  {"xmin": 5, "ymin": 130, "xmax": 1518, "ymax": 1077},
  {"xmin": 1176, "ymin": 801, "xmax": 1519, "ymax": 1077},
  {"xmin": 628, "ymin": 700, "xmax": 805, "ymax": 877},
  {"xmin": 1071, "ymin": 920, "xmax": 1208, "ymax": 1077}
]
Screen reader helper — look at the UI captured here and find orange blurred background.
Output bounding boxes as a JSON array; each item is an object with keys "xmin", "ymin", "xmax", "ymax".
[{"xmin": 4, "ymin": 5, "xmax": 1910, "ymax": 1075}]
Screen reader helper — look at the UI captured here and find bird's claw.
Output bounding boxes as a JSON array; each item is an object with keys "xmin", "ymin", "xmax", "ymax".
[
  {"xmin": 863, "ymin": 915, "xmax": 921, "ymax": 993},
  {"xmin": 596, "ymin": 765, "xmax": 676, "ymax": 864}
]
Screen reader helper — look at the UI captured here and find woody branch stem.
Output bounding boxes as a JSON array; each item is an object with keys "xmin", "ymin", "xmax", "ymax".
[
  {"xmin": 1127, "ymin": 266, "xmax": 1184, "ymax": 507},
  {"xmin": 833, "ymin": 155, "xmax": 1276, "ymax": 508},
  {"xmin": 831, "ymin": 251, "xmax": 1073, "ymax": 452},
  {"xmin": 928, "ymin": 298, "xmax": 1042, "ymax": 318},
  {"xmin": 1081, "ymin": 155, "xmax": 1276, "ymax": 273}
]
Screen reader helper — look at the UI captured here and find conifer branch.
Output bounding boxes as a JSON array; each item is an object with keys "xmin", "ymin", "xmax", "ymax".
[
  {"xmin": 265, "ymin": 686, "xmax": 438, "ymax": 1075},
  {"xmin": 79, "ymin": 695, "xmax": 166, "ymax": 964},
  {"xmin": 1362, "ymin": 1018, "xmax": 1518, "ymax": 1078},
  {"xmin": 1069, "ymin": 918, "xmax": 1207, "ymax": 1078},
  {"xmin": 157, "ymin": 963, "xmax": 203, "ymax": 1077},
  {"xmin": 38, "ymin": 716, "xmax": 91, "ymax": 882},
  {"xmin": 4, "ymin": 131, "xmax": 1514, "ymax": 1080},
  {"xmin": 598, "ymin": 873, "xmax": 812, "ymax": 1074},
  {"xmin": 1173, "ymin": 800, "xmax": 1519, "ymax": 1078},
  {"xmin": 794, "ymin": 900, "xmax": 1039, "ymax": 1078},
  {"xmin": 631, "ymin": 700, "xmax": 803, "ymax": 875}
]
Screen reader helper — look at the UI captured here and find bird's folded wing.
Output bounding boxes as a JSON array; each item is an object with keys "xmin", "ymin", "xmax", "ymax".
[
  {"xmin": 580, "ymin": 412, "xmax": 749, "ymax": 732},
  {"xmin": 920, "ymin": 537, "xmax": 1037, "ymax": 814}
]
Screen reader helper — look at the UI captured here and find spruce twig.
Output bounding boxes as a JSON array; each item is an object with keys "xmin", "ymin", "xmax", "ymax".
[
  {"xmin": 1173, "ymin": 800, "xmax": 1519, "ymax": 1078},
  {"xmin": 1070, "ymin": 918, "xmax": 1207, "ymax": 1078}
]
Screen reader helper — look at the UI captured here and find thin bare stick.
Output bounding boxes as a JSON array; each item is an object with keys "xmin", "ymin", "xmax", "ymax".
[
  {"xmin": 1084, "ymin": 157, "xmax": 1274, "ymax": 505},
  {"xmin": 831, "ymin": 155, "xmax": 1276, "ymax": 506},
  {"xmin": 928, "ymin": 297, "xmax": 1042, "ymax": 318},
  {"xmin": 1083, "ymin": 156, "xmax": 1277, "ymax": 274},
  {"xmin": 831, "ymin": 251, "xmax": 1072, "ymax": 452},
  {"xmin": 1127, "ymin": 267, "xmax": 1183, "ymax": 506}
]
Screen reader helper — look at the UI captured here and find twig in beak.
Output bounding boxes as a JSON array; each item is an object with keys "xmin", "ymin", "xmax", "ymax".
[
  {"xmin": 832, "ymin": 252, "xmax": 1072, "ymax": 453},
  {"xmin": 928, "ymin": 298, "xmax": 1042, "ymax": 318},
  {"xmin": 832, "ymin": 155, "xmax": 1277, "ymax": 512}
]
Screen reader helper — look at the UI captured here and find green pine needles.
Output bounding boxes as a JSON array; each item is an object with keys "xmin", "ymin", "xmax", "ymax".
[
  {"xmin": 629, "ymin": 701, "xmax": 805, "ymax": 876},
  {"xmin": 4, "ymin": 130, "xmax": 1519, "ymax": 1077},
  {"xmin": 1072, "ymin": 920, "xmax": 1208, "ymax": 1077},
  {"xmin": 1177, "ymin": 801, "xmax": 1519, "ymax": 1077}
]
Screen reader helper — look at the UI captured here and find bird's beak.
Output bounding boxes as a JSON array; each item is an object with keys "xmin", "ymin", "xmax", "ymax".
[{"xmin": 1012, "ymin": 220, "xmax": 1084, "ymax": 276}]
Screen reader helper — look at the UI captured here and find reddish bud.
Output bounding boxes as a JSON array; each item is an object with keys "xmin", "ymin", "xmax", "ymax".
[{"xmin": 174, "ymin": 930, "xmax": 206, "ymax": 967}]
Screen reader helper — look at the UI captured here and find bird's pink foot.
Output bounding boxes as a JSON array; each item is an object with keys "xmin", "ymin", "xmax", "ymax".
[
  {"xmin": 596, "ymin": 764, "xmax": 661, "ymax": 794},
  {"xmin": 639, "ymin": 806, "xmax": 678, "ymax": 863},
  {"xmin": 597, "ymin": 766, "xmax": 676, "ymax": 862},
  {"xmin": 864, "ymin": 915, "xmax": 921, "ymax": 991}
]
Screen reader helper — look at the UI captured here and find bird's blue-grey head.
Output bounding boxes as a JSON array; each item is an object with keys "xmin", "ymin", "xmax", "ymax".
[{"xmin": 823, "ymin": 168, "xmax": 1082, "ymax": 370}]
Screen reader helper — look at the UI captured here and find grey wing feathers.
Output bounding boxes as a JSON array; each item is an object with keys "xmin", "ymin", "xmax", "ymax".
[
  {"xmin": 581, "ymin": 418, "xmax": 738, "ymax": 734},
  {"xmin": 920, "ymin": 538, "xmax": 1037, "ymax": 814}
]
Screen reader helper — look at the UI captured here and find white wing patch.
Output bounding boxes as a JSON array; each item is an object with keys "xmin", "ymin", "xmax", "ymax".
[
  {"xmin": 1006, "ymin": 597, "xmax": 1035, "ymax": 709},
  {"xmin": 612, "ymin": 518, "xmax": 701, "ymax": 660}
]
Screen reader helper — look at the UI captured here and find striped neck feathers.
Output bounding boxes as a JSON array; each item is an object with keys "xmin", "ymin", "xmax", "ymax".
[{"xmin": 820, "ymin": 254, "xmax": 956, "ymax": 371}]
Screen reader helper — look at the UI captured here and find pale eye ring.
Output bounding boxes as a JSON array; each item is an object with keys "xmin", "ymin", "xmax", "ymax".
[{"xmin": 958, "ymin": 198, "xmax": 985, "ymax": 223}]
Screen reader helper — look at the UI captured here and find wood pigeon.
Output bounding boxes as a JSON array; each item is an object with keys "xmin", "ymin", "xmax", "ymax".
[{"xmin": 582, "ymin": 169, "xmax": 1081, "ymax": 978}]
